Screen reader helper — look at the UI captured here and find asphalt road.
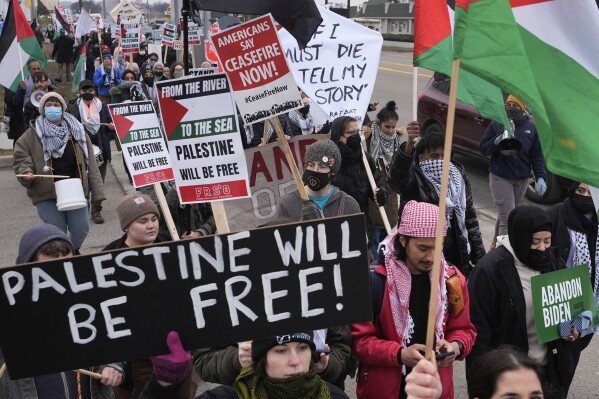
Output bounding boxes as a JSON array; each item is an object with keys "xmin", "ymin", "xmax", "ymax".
[{"xmin": 0, "ymin": 51, "xmax": 597, "ymax": 398}]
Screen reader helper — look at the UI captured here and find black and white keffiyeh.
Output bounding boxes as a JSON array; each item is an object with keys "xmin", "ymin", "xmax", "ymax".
[
  {"xmin": 36, "ymin": 112, "xmax": 89, "ymax": 172},
  {"xmin": 419, "ymin": 159, "xmax": 469, "ymax": 252},
  {"xmin": 369, "ymin": 122, "xmax": 399, "ymax": 171},
  {"xmin": 288, "ymin": 109, "xmax": 314, "ymax": 135},
  {"xmin": 570, "ymin": 228, "xmax": 599, "ymax": 296}
]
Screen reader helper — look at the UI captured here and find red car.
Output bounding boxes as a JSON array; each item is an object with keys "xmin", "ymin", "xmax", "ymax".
[{"xmin": 417, "ymin": 76, "xmax": 571, "ymax": 204}]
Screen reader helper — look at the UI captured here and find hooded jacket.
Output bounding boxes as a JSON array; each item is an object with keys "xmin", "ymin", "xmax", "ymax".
[
  {"xmin": 329, "ymin": 116, "xmax": 385, "ymax": 214},
  {"xmin": 467, "ymin": 206, "xmax": 575, "ymax": 399},
  {"xmin": 386, "ymin": 142, "xmax": 486, "ymax": 275}
]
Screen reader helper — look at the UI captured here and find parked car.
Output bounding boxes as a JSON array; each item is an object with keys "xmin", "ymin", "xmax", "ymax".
[{"xmin": 417, "ymin": 75, "xmax": 572, "ymax": 204}]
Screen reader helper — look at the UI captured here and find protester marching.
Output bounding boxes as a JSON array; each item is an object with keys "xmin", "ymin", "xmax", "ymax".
[{"xmin": 1, "ymin": 0, "xmax": 599, "ymax": 398}]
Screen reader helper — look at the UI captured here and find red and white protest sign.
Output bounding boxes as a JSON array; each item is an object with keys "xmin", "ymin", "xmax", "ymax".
[
  {"xmin": 156, "ymin": 74, "xmax": 250, "ymax": 204},
  {"xmin": 205, "ymin": 22, "xmax": 220, "ymax": 64},
  {"xmin": 108, "ymin": 101, "xmax": 174, "ymax": 187},
  {"xmin": 211, "ymin": 14, "xmax": 302, "ymax": 124},
  {"xmin": 188, "ymin": 20, "xmax": 201, "ymax": 45}
]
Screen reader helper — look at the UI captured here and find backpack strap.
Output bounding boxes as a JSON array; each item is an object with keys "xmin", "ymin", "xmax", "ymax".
[{"xmin": 370, "ymin": 268, "xmax": 386, "ymax": 327}]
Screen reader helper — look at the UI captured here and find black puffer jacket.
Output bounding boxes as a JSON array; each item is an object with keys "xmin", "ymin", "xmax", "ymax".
[
  {"xmin": 52, "ymin": 34, "xmax": 75, "ymax": 64},
  {"xmin": 329, "ymin": 116, "xmax": 385, "ymax": 214},
  {"xmin": 466, "ymin": 246, "xmax": 575, "ymax": 399},
  {"xmin": 387, "ymin": 143, "xmax": 485, "ymax": 275}
]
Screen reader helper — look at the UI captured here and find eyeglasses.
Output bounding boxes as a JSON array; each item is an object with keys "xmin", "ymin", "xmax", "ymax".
[{"xmin": 343, "ymin": 129, "xmax": 363, "ymax": 137}]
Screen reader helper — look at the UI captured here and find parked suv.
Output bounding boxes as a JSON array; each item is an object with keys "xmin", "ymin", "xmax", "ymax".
[{"xmin": 417, "ymin": 75, "xmax": 571, "ymax": 204}]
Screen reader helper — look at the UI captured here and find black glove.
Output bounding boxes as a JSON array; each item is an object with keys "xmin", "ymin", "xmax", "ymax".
[
  {"xmin": 301, "ymin": 199, "xmax": 321, "ymax": 221},
  {"xmin": 375, "ymin": 188, "xmax": 388, "ymax": 206}
]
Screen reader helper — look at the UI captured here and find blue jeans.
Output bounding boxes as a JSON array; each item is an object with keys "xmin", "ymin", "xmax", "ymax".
[{"xmin": 36, "ymin": 200, "xmax": 90, "ymax": 250}]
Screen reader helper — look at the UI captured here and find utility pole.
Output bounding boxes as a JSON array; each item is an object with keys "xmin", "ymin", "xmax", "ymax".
[{"xmin": 181, "ymin": 0, "xmax": 190, "ymax": 73}]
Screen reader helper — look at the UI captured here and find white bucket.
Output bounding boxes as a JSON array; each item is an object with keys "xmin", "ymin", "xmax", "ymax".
[{"xmin": 55, "ymin": 178, "xmax": 87, "ymax": 211}]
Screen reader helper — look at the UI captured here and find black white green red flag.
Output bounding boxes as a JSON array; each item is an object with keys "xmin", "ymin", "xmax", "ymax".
[
  {"xmin": 454, "ymin": 0, "xmax": 599, "ymax": 187},
  {"xmin": 0, "ymin": 0, "xmax": 47, "ymax": 91}
]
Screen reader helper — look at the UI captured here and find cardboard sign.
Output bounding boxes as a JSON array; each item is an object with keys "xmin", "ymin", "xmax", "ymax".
[
  {"xmin": 223, "ymin": 135, "xmax": 325, "ymax": 231},
  {"xmin": 189, "ymin": 67, "xmax": 219, "ymax": 76},
  {"xmin": 156, "ymin": 74, "xmax": 250, "ymax": 203},
  {"xmin": 108, "ymin": 101, "xmax": 174, "ymax": 187},
  {"xmin": 0, "ymin": 215, "xmax": 371, "ymax": 379},
  {"xmin": 211, "ymin": 14, "xmax": 302, "ymax": 125},
  {"xmin": 531, "ymin": 266, "xmax": 598, "ymax": 343},
  {"xmin": 162, "ymin": 23, "xmax": 177, "ymax": 46},
  {"xmin": 120, "ymin": 23, "xmax": 141, "ymax": 53},
  {"xmin": 279, "ymin": 6, "xmax": 383, "ymax": 124}
]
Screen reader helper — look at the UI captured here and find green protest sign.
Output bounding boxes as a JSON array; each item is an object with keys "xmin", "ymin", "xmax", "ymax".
[{"xmin": 531, "ymin": 265, "xmax": 598, "ymax": 344}]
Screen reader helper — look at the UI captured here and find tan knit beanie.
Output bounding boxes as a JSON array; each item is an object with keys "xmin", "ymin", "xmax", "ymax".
[{"xmin": 116, "ymin": 192, "xmax": 160, "ymax": 231}]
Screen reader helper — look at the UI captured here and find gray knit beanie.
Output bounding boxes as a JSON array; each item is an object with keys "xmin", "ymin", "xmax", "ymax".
[
  {"xmin": 17, "ymin": 224, "xmax": 73, "ymax": 264},
  {"xmin": 116, "ymin": 193, "xmax": 160, "ymax": 231},
  {"xmin": 305, "ymin": 139, "xmax": 342, "ymax": 173}
]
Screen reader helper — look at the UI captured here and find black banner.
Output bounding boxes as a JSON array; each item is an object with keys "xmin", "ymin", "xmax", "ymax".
[{"xmin": 0, "ymin": 215, "xmax": 371, "ymax": 379}]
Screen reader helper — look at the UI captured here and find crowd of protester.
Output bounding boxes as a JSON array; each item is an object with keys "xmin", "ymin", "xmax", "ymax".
[{"xmin": 1, "ymin": 22, "xmax": 598, "ymax": 399}]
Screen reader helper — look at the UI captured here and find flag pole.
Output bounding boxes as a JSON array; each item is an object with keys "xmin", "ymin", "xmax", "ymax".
[
  {"xmin": 412, "ymin": 67, "xmax": 418, "ymax": 121},
  {"xmin": 0, "ymin": 362, "xmax": 6, "ymax": 378},
  {"xmin": 424, "ymin": 58, "xmax": 460, "ymax": 362}
]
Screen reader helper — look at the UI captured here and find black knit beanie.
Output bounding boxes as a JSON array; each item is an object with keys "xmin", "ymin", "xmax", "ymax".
[{"xmin": 251, "ymin": 332, "xmax": 315, "ymax": 362}]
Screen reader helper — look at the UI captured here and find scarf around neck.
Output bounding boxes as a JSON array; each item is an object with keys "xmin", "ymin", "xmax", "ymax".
[
  {"xmin": 288, "ymin": 109, "xmax": 314, "ymax": 135},
  {"xmin": 36, "ymin": 112, "xmax": 89, "ymax": 172},
  {"xmin": 369, "ymin": 121, "xmax": 399, "ymax": 171},
  {"xmin": 419, "ymin": 159, "xmax": 469, "ymax": 252},
  {"xmin": 235, "ymin": 366, "xmax": 330, "ymax": 399},
  {"xmin": 78, "ymin": 97, "xmax": 102, "ymax": 135},
  {"xmin": 384, "ymin": 234, "xmax": 447, "ymax": 347}
]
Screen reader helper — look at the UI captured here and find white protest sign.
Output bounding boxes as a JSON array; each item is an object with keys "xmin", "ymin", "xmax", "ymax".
[
  {"xmin": 173, "ymin": 40, "xmax": 184, "ymax": 50},
  {"xmin": 162, "ymin": 23, "xmax": 177, "ymax": 46},
  {"xmin": 188, "ymin": 21, "xmax": 201, "ymax": 45},
  {"xmin": 279, "ymin": 6, "xmax": 383, "ymax": 124},
  {"xmin": 108, "ymin": 101, "xmax": 174, "ymax": 187},
  {"xmin": 189, "ymin": 67, "xmax": 219, "ymax": 76},
  {"xmin": 110, "ymin": 0, "xmax": 142, "ymax": 23},
  {"xmin": 211, "ymin": 14, "xmax": 302, "ymax": 125},
  {"xmin": 120, "ymin": 23, "xmax": 141, "ymax": 53},
  {"xmin": 156, "ymin": 74, "xmax": 251, "ymax": 204}
]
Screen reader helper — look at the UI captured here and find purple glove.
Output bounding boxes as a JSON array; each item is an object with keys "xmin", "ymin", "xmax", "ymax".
[{"xmin": 152, "ymin": 331, "xmax": 191, "ymax": 384}]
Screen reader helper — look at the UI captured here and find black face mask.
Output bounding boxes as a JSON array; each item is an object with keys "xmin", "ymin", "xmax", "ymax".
[
  {"xmin": 299, "ymin": 105, "xmax": 310, "ymax": 115},
  {"xmin": 345, "ymin": 134, "xmax": 362, "ymax": 150},
  {"xmin": 81, "ymin": 92, "xmax": 94, "ymax": 101},
  {"xmin": 302, "ymin": 169, "xmax": 331, "ymax": 191},
  {"xmin": 143, "ymin": 76, "xmax": 154, "ymax": 85},
  {"xmin": 571, "ymin": 194, "xmax": 595, "ymax": 214},
  {"xmin": 155, "ymin": 72, "xmax": 163, "ymax": 78},
  {"xmin": 506, "ymin": 107, "xmax": 525, "ymax": 121},
  {"xmin": 528, "ymin": 248, "xmax": 551, "ymax": 272}
]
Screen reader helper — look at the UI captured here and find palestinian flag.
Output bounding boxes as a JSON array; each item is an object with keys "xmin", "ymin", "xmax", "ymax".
[
  {"xmin": 71, "ymin": 45, "xmax": 86, "ymax": 92},
  {"xmin": 54, "ymin": 5, "xmax": 70, "ymax": 40},
  {"xmin": 0, "ymin": 0, "xmax": 47, "ymax": 91},
  {"xmin": 454, "ymin": 0, "xmax": 599, "ymax": 187},
  {"xmin": 413, "ymin": 0, "xmax": 509, "ymax": 130},
  {"xmin": 192, "ymin": 0, "xmax": 322, "ymax": 48}
]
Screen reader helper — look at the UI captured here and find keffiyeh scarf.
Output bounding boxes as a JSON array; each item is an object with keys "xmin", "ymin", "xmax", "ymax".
[
  {"xmin": 369, "ymin": 122, "xmax": 399, "ymax": 171},
  {"xmin": 420, "ymin": 159, "xmax": 469, "ymax": 252},
  {"xmin": 569, "ymin": 228, "xmax": 599, "ymax": 297},
  {"xmin": 384, "ymin": 234, "xmax": 447, "ymax": 347},
  {"xmin": 77, "ymin": 97, "xmax": 102, "ymax": 135},
  {"xmin": 36, "ymin": 112, "xmax": 89, "ymax": 172},
  {"xmin": 288, "ymin": 109, "xmax": 314, "ymax": 135}
]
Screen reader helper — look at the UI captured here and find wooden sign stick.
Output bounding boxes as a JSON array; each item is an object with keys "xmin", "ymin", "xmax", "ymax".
[
  {"xmin": 211, "ymin": 202, "xmax": 230, "ymax": 234},
  {"xmin": 361, "ymin": 150, "xmax": 392, "ymax": 235},
  {"xmin": 261, "ymin": 120, "xmax": 270, "ymax": 145},
  {"xmin": 424, "ymin": 59, "xmax": 461, "ymax": 362},
  {"xmin": 270, "ymin": 116, "xmax": 308, "ymax": 200},
  {"xmin": 153, "ymin": 183, "xmax": 180, "ymax": 241},
  {"xmin": 163, "ymin": 45, "xmax": 168, "ymax": 64},
  {"xmin": 77, "ymin": 369, "xmax": 102, "ymax": 379},
  {"xmin": 16, "ymin": 174, "xmax": 70, "ymax": 179},
  {"xmin": 0, "ymin": 363, "xmax": 6, "ymax": 378}
]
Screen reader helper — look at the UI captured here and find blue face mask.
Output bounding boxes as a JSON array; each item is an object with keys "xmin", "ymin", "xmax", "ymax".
[{"xmin": 45, "ymin": 106, "xmax": 62, "ymax": 122}]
